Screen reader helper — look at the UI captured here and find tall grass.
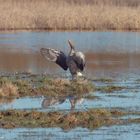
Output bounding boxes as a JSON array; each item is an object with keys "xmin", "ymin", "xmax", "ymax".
[{"xmin": 0, "ymin": 0, "xmax": 140, "ymax": 30}]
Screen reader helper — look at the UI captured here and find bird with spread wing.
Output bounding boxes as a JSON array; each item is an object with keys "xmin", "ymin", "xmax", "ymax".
[{"xmin": 40, "ymin": 40, "xmax": 85, "ymax": 79}]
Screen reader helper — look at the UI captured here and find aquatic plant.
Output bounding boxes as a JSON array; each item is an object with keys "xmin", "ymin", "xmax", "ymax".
[
  {"xmin": 0, "ymin": 75, "xmax": 95, "ymax": 98},
  {"xmin": 36, "ymin": 78, "xmax": 95, "ymax": 97},
  {"xmin": 0, "ymin": 73, "xmax": 126, "ymax": 98},
  {"xmin": 0, "ymin": 109, "xmax": 128, "ymax": 129},
  {"xmin": 93, "ymin": 78, "xmax": 114, "ymax": 83},
  {"xmin": 96, "ymin": 85, "xmax": 124, "ymax": 93}
]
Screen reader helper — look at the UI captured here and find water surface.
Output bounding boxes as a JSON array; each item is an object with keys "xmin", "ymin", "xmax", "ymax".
[
  {"xmin": 0, "ymin": 124, "xmax": 140, "ymax": 140},
  {"xmin": 0, "ymin": 31, "xmax": 140, "ymax": 78},
  {"xmin": 0, "ymin": 31, "xmax": 140, "ymax": 140},
  {"xmin": 0, "ymin": 77, "xmax": 140, "ymax": 113}
]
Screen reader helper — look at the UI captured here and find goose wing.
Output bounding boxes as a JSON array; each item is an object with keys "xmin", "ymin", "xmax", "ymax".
[
  {"xmin": 40, "ymin": 48, "xmax": 68, "ymax": 70},
  {"xmin": 73, "ymin": 52, "xmax": 85, "ymax": 71}
]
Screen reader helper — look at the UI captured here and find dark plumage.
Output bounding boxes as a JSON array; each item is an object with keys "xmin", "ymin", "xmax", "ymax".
[{"xmin": 40, "ymin": 40, "xmax": 85, "ymax": 79}]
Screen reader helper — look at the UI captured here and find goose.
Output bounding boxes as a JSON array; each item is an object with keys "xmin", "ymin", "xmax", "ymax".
[{"xmin": 40, "ymin": 40, "xmax": 85, "ymax": 79}]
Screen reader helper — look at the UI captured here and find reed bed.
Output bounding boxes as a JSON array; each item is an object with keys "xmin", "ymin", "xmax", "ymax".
[{"xmin": 0, "ymin": 0, "xmax": 140, "ymax": 30}]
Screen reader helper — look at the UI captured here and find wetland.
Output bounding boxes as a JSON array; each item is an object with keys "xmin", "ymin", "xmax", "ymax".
[{"xmin": 0, "ymin": 31, "xmax": 140, "ymax": 139}]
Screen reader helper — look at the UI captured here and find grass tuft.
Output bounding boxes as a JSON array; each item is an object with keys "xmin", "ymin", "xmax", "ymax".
[
  {"xmin": 0, "ymin": 75, "xmax": 95, "ymax": 98},
  {"xmin": 0, "ymin": 109, "xmax": 127, "ymax": 129},
  {"xmin": 0, "ymin": 78, "xmax": 18, "ymax": 97}
]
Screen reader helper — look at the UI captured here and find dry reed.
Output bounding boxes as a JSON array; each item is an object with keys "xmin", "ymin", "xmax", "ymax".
[
  {"xmin": 0, "ymin": 81, "xmax": 18, "ymax": 97},
  {"xmin": 0, "ymin": 0, "xmax": 140, "ymax": 30}
]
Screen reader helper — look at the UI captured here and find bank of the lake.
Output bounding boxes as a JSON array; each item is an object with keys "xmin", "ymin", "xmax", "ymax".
[{"xmin": 0, "ymin": 0, "xmax": 140, "ymax": 31}]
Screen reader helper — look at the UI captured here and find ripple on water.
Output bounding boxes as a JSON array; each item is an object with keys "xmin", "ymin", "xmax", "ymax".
[
  {"xmin": 0, "ymin": 124, "xmax": 140, "ymax": 140},
  {"xmin": 0, "ymin": 89, "xmax": 140, "ymax": 113},
  {"xmin": 0, "ymin": 31, "xmax": 140, "ymax": 139}
]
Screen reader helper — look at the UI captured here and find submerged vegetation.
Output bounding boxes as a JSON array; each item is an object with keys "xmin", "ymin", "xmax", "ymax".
[
  {"xmin": 96, "ymin": 85, "xmax": 125, "ymax": 93},
  {"xmin": 93, "ymin": 78, "xmax": 114, "ymax": 83},
  {"xmin": 0, "ymin": 109, "xmax": 137, "ymax": 129},
  {"xmin": 0, "ymin": 0, "xmax": 140, "ymax": 31}
]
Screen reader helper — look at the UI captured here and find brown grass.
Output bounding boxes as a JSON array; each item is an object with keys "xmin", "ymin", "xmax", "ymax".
[
  {"xmin": 0, "ymin": 81, "xmax": 18, "ymax": 97},
  {"xmin": 0, "ymin": 109, "xmax": 125, "ymax": 129},
  {"xmin": 0, "ymin": 75, "xmax": 94, "ymax": 98},
  {"xmin": 0, "ymin": 0, "xmax": 140, "ymax": 30}
]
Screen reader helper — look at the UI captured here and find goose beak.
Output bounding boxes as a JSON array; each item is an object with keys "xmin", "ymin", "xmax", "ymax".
[{"xmin": 68, "ymin": 40, "xmax": 74, "ymax": 49}]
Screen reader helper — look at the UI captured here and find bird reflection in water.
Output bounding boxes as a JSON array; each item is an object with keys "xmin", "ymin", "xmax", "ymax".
[{"xmin": 41, "ymin": 96, "xmax": 84, "ymax": 111}]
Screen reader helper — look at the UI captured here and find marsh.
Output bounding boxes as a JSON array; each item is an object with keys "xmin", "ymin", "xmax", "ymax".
[{"xmin": 0, "ymin": 31, "xmax": 140, "ymax": 139}]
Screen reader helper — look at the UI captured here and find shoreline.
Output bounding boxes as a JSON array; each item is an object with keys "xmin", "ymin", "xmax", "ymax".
[
  {"xmin": 0, "ymin": 1, "xmax": 140, "ymax": 32},
  {"xmin": 0, "ymin": 28, "xmax": 140, "ymax": 32}
]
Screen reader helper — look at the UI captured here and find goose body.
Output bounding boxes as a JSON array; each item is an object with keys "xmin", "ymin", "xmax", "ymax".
[{"xmin": 40, "ymin": 40, "xmax": 85, "ymax": 79}]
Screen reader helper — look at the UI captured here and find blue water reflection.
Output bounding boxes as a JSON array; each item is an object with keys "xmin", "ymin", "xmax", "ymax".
[
  {"xmin": 0, "ymin": 31, "xmax": 140, "ymax": 53},
  {"xmin": 0, "ymin": 124, "xmax": 140, "ymax": 140}
]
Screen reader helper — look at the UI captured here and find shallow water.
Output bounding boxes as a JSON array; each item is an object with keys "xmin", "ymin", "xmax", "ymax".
[
  {"xmin": 0, "ymin": 31, "xmax": 140, "ymax": 139},
  {"xmin": 0, "ymin": 78, "xmax": 140, "ymax": 113},
  {"xmin": 0, "ymin": 31, "xmax": 140, "ymax": 78},
  {"xmin": 0, "ymin": 124, "xmax": 140, "ymax": 140}
]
